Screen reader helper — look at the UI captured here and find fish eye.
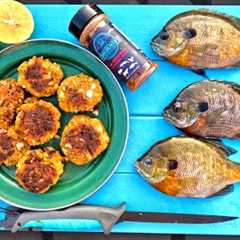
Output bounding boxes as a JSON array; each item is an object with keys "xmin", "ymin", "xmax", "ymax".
[
  {"xmin": 198, "ymin": 102, "xmax": 208, "ymax": 112},
  {"xmin": 183, "ymin": 28, "xmax": 197, "ymax": 39},
  {"xmin": 173, "ymin": 102, "xmax": 182, "ymax": 113},
  {"xmin": 143, "ymin": 158, "xmax": 153, "ymax": 167},
  {"xmin": 168, "ymin": 160, "xmax": 178, "ymax": 170},
  {"xmin": 159, "ymin": 31, "xmax": 169, "ymax": 41}
]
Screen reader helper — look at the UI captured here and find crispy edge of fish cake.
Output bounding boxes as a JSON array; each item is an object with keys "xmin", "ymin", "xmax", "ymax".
[
  {"xmin": 0, "ymin": 106, "xmax": 16, "ymax": 128},
  {"xmin": 18, "ymin": 56, "xmax": 64, "ymax": 97},
  {"xmin": 0, "ymin": 127, "xmax": 29, "ymax": 166},
  {"xmin": 0, "ymin": 79, "xmax": 25, "ymax": 128},
  {"xmin": 16, "ymin": 147, "xmax": 64, "ymax": 193},
  {"xmin": 15, "ymin": 100, "xmax": 61, "ymax": 146},
  {"xmin": 61, "ymin": 115, "xmax": 110, "ymax": 165},
  {"xmin": 57, "ymin": 74, "xmax": 103, "ymax": 113}
]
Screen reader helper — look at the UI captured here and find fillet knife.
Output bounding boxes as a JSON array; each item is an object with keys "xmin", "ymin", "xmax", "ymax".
[{"xmin": 0, "ymin": 203, "xmax": 237, "ymax": 234}]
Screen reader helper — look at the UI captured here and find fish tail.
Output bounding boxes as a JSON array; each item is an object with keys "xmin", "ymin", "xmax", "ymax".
[{"xmin": 227, "ymin": 163, "xmax": 240, "ymax": 183}]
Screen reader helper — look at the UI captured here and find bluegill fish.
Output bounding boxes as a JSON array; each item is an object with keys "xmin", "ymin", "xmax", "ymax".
[
  {"xmin": 164, "ymin": 80, "xmax": 240, "ymax": 139},
  {"xmin": 135, "ymin": 136, "xmax": 239, "ymax": 198},
  {"xmin": 151, "ymin": 10, "xmax": 240, "ymax": 69}
]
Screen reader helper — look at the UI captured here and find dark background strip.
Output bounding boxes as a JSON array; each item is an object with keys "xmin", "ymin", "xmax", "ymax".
[
  {"xmin": 22, "ymin": 0, "xmax": 240, "ymax": 4},
  {"xmin": 2, "ymin": 232, "xmax": 240, "ymax": 240}
]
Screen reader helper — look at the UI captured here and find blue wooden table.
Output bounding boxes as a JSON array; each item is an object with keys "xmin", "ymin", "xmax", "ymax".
[{"xmin": 2, "ymin": 4, "xmax": 240, "ymax": 235}]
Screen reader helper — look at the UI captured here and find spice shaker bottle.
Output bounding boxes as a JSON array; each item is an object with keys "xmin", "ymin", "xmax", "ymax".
[{"xmin": 69, "ymin": 4, "xmax": 157, "ymax": 91}]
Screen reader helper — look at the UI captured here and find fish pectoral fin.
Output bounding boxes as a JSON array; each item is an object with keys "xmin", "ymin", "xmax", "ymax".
[
  {"xmin": 191, "ymin": 69, "xmax": 209, "ymax": 79},
  {"xmin": 206, "ymin": 108, "xmax": 231, "ymax": 124},
  {"xmin": 153, "ymin": 174, "xmax": 181, "ymax": 196},
  {"xmin": 209, "ymin": 184, "xmax": 234, "ymax": 198},
  {"xmin": 200, "ymin": 138, "xmax": 237, "ymax": 156}
]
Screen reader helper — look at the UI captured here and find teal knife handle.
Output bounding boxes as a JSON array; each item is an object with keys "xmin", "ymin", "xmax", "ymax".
[{"xmin": 11, "ymin": 203, "xmax": 126, "ymax": 234}]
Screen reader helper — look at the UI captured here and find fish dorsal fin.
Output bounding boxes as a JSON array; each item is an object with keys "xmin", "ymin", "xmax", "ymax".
[
  {"xmin": 215, "ymin": 80, "xmax": 240, "ymax": 93},
  {"xmin": 166, "ymin": 9, "xmax": 240, "ymax": 31},
  {"xmin": 228, "ymin": 81, "xmax": 240, "ymax": 94},
  {"xmin": 201, "ymin": 138, "xmax": 237, "ymax": 156},
  {"xmin": 191, "ymin": 69, "xmax": 209, "ymax": 78},
  {"xmin": 201, "ymin": 80, "xmax": 240, "ymax": 96}
]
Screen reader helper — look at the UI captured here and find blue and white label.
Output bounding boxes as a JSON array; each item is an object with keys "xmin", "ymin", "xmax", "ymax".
[
  {"xmin": 89, "ymin": 23, "xmax": 149, "ymax": 82},
  {"xmin": 92, "ymin": 32, "xmax": 119, "ymax": 61}
]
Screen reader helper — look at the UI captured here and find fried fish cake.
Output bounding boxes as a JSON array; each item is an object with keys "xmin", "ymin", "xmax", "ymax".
[
  {"xmin": 61, "ymin": 115, "xmax": 110, "ymax": 165},
  {"xmin": 0, "ymin": 127, "xmax": 29, "ymax": 166},
  {"xmin": 15, "ymin": 100, "xmax": 61, "ymax": 146},
  {"xmin": 0, "ymin": 79, "xmax": 24, "ymax": 127},
  {"xmin": 18, "ymin": 56, "xmax": 64, "ymax": 97},
  {"xmin": 57, "ymin": 74, "xmax": 103, "ymax": 113},
  {"xmin": 16, "ymin": 148, "xmax": 64, "ymax": 193}
]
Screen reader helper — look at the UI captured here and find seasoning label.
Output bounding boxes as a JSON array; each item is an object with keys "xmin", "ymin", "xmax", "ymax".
[
  {"xmin": 92, "ymin": 32, "xmax": 119, "ymax": 61},
  {"xmin": 89, "ymin": 22, "xmax": 149, "ymax": 82}
]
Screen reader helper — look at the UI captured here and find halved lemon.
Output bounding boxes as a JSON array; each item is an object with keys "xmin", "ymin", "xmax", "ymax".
[{"xmin": 0, "ymin": 0, "xmax": 34, "ymax": 44}]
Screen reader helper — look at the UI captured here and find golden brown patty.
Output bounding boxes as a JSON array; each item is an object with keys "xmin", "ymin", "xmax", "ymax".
[
  {"xmin": 0, "ymin": 79, "xmax": 24, "ymax": 128},
  {"xmin": 57, "ymin": 74, "xmax": 103, "ymax": 113},
  {"xmin": 16, "ymin": 148, "xmax": 64, "ymax": 193},
  {"xmin": 61, "ymin": 115, "xmax": 110, "ymax": 165},
  {"xmin": 15, "ymin": 100, "xmax": 61, "ymax": 146},
  {"xmin": 18, "ymin": 56, "xmax": 64, "ymax": 97},
  {"xmin": 0, "ymin": 127, "xmax": 29, "ymax": 166}
]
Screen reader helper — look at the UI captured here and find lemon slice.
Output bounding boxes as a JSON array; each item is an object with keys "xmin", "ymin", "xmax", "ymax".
[{"xmin": 0, "ymin": 0, "xmax": 34, "ymax": 44}]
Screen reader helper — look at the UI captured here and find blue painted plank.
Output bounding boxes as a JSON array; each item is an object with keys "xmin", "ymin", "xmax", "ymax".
[
  {"xmin": 84, "ymin": 174, "xmax": 240, "ymax": 218},
  {"xmin": 25, "ymin": 5, "xmax": 240, "ymax": 115},
  {"xmin": 118, "ymin": 116, "xmax": 240, "ymax": 172},
  {"xmin": 17, "ymin": 218, "xmax": 240, "ymax": 235},
  {"xmin": 8, "ymin": 216, "xmax": 240, "ymax": 235},
  {"xmin": 26, "ymin": 5, "xmax": 240, "ymax": 60},
  {"xmin": 118, "ymin": 116, "xmax": 182, "ymax": 173},
  {"xmin": 2, "ymin": 5, "xmax": 240, "ymax": 235},
  {"xmin": 2, "ymin": 173, "xmax": 240, "ymax": 234},
  {"xmin": 123, "ymin": 61, "xmax": 204, "ymax": 115}
]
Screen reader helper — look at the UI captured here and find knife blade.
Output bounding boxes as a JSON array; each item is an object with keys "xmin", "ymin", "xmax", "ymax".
[{"xmin": 0, "ymin": 203, "xmax": 237, "ymax": 234}]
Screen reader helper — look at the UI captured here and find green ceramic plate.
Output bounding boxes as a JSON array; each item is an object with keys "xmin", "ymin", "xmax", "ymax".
[{"xmin": 0, "ymin": 39, "xmax": 129, "ymax": 210}]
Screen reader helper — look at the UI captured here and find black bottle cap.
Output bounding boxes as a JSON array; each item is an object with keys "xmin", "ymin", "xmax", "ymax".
[{"xmin": 69, "ymin": 4, "xmax": 104, "ymax": 39}]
